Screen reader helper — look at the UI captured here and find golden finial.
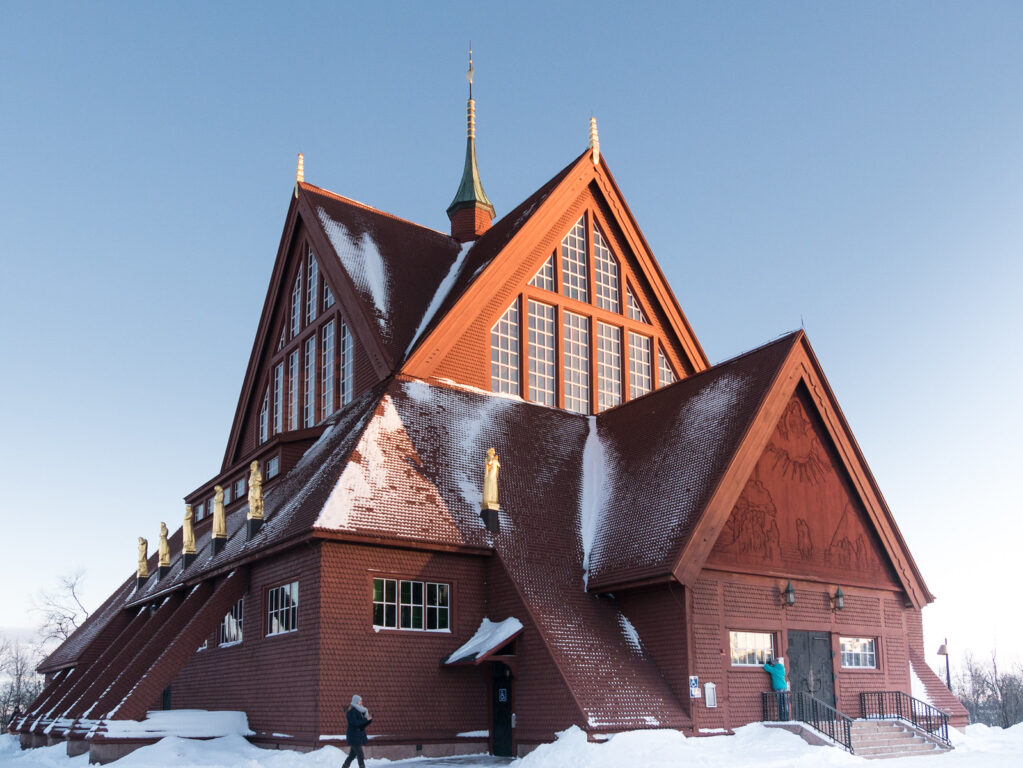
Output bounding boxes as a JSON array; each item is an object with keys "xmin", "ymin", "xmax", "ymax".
[
  {"xmin": 589, "ymin": 117, "xmax": 600, "ymax": 166},
  {"xmin": 296, "ymin": 153, "xmax": 305, "ymax": 183},
  {"xmin": 466, "ymin": 46, "xmax": 476, "ymax": 140}
]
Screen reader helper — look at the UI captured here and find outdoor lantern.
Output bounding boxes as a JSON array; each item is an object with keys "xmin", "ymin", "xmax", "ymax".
[
  {"xmin": 782, "ymin": 581, "xmax": 796, "ymax": 607},
  {"xmin": 831, "ymin": 586, "xmax": 845, "ymax": 611}
]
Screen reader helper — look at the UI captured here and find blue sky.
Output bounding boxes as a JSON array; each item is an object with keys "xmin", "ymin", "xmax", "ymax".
[{"xmin": 1, "ymin": 2, "xmax": 1021, "ymax": 669}]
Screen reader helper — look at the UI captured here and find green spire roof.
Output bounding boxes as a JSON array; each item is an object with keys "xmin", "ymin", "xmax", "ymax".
[{"xmin": 447, "ymin": 98, "xmax": 495, "ymax": 218}]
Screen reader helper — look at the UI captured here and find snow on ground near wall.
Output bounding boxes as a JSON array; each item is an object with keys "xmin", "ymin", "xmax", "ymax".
[
  {"xmin": 6, "ymin": 723, "xmax": 1023, "ymax": 768},
  {"xmin": 100, "ymin": 710, "xmax": 253, "ymax": 738}
]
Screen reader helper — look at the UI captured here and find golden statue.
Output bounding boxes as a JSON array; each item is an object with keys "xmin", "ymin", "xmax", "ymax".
[
  {"xmin": 182, "ymin": 505, "xmax": 196, "ymax": 555},
  {"xmin": 137, "ymin": 537, "xmax": 149, "ymax": 578},
  {"xmin": 247, "ymin": 461, "xmax": 264, "ymax": 520},
  {"xmin": 158, "ymin": 522, "xmax": 170, "ymax": 567},
  {"xmin": 212, "ymin": 485, "xmax": 227, "ymax": 539},
  {"xmin": 482, "ymin": 447, "xmax": 500, "ymax": 511}
]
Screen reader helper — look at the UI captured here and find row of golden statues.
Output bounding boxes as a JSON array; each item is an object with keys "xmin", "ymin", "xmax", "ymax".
[{"xmin": 137, "ymin": 461, "xmax": 265, "ymax": 579}]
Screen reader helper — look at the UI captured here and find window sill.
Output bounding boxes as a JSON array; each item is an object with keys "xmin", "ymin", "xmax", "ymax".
[{"xmin": 372, "ymin": 626, "xmax": 452, "ymax": 635}]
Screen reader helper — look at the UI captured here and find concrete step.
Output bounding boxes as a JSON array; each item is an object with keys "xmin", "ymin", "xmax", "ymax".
[{"xmin": 849, "ymin": 719, "xmax": 951, "ymax": 759}]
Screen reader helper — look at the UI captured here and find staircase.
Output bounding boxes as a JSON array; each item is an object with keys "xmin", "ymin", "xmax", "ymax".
[{"xmin": 850, "ymin": 720, "xmax": 951, "ymax": 759}]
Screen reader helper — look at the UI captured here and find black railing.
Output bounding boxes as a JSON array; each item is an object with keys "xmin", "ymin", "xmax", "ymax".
[
  {"xmin": 761, "ymin": 691, "xmax": 854, "ymax": 753},
  {"xmin": 860, "ymin": 691, "xmax": 950, "ymax": 746}
]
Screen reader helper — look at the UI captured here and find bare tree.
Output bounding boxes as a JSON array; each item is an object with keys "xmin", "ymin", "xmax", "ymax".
[
  {"xmin": 0, "ymin": 637, "xmax": 44, "ymax": 730},
  {"xmin": 952, "ymin": 650, "xmax": 1023, "ymax": 727},
  {"xmin": 31, "ymin": 570, "xmax": 90, "ymax": 649}
]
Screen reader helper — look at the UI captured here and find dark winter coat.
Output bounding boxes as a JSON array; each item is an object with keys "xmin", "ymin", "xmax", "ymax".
[{"xmin": 346, "ymin": 706, "xmax": 372, "ymax": 746}]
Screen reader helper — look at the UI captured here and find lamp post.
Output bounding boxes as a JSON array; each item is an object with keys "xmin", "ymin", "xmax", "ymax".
[{"xmin": 937, "ymin": 638, "xmax": 951, "ymax": 690}]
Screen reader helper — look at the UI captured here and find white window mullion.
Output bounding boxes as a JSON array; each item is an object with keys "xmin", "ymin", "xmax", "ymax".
[
  {"xmin": 321, "ymin": 320, "xmax": 335, "ymax": 418},
  {"xmin": 303, "ymin": 336, "xmax": 317, "ymax": 427},
  {"xmin": 527, "ymin": 300, "xmax": 556, "ymax": 406},
  {"xmin": 592, "ymin": 225, "xmax": 620, "ymax": 312},
  {"xmin": 628, "ymin": 332, "xmax": 652, "ymax": 399},
  {"xmin": 596, "ymin": 322, "xmax": 622, "ymax": 411},
  {"xmin": 560, "ymin": 217, "xmax": 588, "ymax": 303},
  {"xmin": 490, "ymin": 299, "xmax": 520, "ymax": 395},
  {"xmin": 563, "ymin": 311, "xmax": 590, "ymax": 414}
]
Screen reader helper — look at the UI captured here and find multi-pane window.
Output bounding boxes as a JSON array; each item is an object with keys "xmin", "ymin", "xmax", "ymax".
[
  {"xmin": 529, "ymin": 254, "xmax": 556, "ymax": 291},
  {"xmin": 730, "ymin": 631, "xmax": 774, "ymax": 666},
  {"xmin": 265, "ymin": 456, "xmax": 280, "ymax": 479},
  {"xmin": 596, "ymin": 322, "xmax": 623, "ymax": 412},
  {"xmin": 277, "ymin": 326, "xmax": 285, "ymax": 352},
  {"xmin": 324, "ymin": 284, "xmax": 335, "ymax": 310},
  {"xmin": 626, "ymin": 285, "xmax": 648, "ymax": 323},
  {"xmin": 527, "ymin": 300, "xmax": 556, "ymax": 406},
  {"xmin": 629, "ymin": 332, "xmax": 653, "ymax": 400},
  {"xmin": 560, "ymin": 217, "xmax": 589, "ymax": 303},
  {"xmin": 372, "ymin": 578, "xmax": 449, "ymax": 631},
  {"xmin": 340, "ymin": 320, "xmax": 354, "ymax": 406},
  {"xmin": 563, "ymin": 312, "xmax": 590, "ymax": 414},
  {"xmin": 206, "ymin": 498, "xmax": 214, "ymax": 519},
  {"xmin": 305, "ymin": 250, "xmax": 319, "ymax": 325},
  {"xmin": 840, "ymin": 637, "xmax": 877, "ymax": 668},
  {"xmin": 321, "ymin": 320, "xmax": 335, "ymax": 418},
  {"xmin": 223, "ymin": 484, "xmax": 233, "ymax": 505},
  {"xmin": 234, "ymin": 478, "xmax": 245, "ymax": 500},
  {"xmin": 259, "ymin": 387, "xmax": 269, "ymax": 444},
  {"xmin": 267, "ymin": 582, "xmax": 298, "ymax": 636},
  {"xmin": 272, "ymin": 364, "xmax": 283, "ymax": 435},
  {"xmin": 658, "ymin": 347, "xmax": 678, "ymax": 387},
  {"xmin": 490, "ymin": 300, "xmax": 520, "ymax": 395},
  {"xmin": 290, "ymin": 272, "xmax": 303, "ymax": 338},
  {"xmin": 219, "ymin": 598, "xmax": 243, "ymax": 646},
  {"xmin": 303, "ymin": 336, "xmax": 316, "ymax": 427},
  {"xmin": 288, "ymin": 350, "xmax": 300, "ymax": 430},
  {"xmin": 592, "ymin": 225, "xmax": 620, "ymax": 313}
]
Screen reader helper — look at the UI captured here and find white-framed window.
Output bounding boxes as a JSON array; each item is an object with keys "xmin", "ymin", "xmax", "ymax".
[
  {"xmin": 324, "ymin": 284, "xmax": 335, "ymax": 310},
  {"xmin": 305, "ymin": 250, "xmax": 319, "ymax": 324},
  {"xmin": 234, "ymin": 478, "xmax": 246, "ymax": 500},
  {"xmin": 259, "ymin": 386, "xmax": 270, "ymax": 444},
  {"xmin": 272, "ymin": 363, "xmax": 284, "ymax": 435},
  {"xmin": 267, "ymin": 581, "xmax": 298, "ymax": 636},
  {"xmin": 223, "ymin": 484, "xmax": 232, "ymax": 505},
  {"xmin": 340, "ymin": 320, "xmax": 354, "ymax": 406},
  {"xmin": 288, "ymin": 349, "xmax": 300, "ymax": 430},
  {"xmin": 277, "ymin": 326, "xmax": 286, "ymax": 352},
  {"xmin": 265, "ymin": 456, "xmax": 280, "ymax": 479},
  {"xmin": 729, "ymin": 631, "xmax": 775, "ymax": 666},
  {"xmin": 321, "ymin": 319, "xmax": 335, "ymax": 418},
  {"xmin": 290, "ymin": 272, "xmax": 303, "ymax": 338},
  {"xmin": 626, "ymin": 285, "xmax": 648, "ymax": 323},
  {"xmin": 372, "ymin": 578, "xmax": 450, "ymax": 631},
  {"xmin": 658, "ymin": 347, "xmax": 677, "ymax": 387},
  {"xmin": 841, "ymin": 637, "xmax": 877, "ymax": 669},
  {"xmin": 592, "ymin": 225, "xmax": 620, "ymax": 313},
  {"xmin": 563, "ymin": 311, "xmax": 590, "ymax": 414},
  {"xmin": 195, "ymin": 501, "xmax": 205, "ymax": 521},
  {"xmin": 560, "ymin": 216, "xmax": 588, "ymax": 303},
  {"xmin": 219, "ymin": 598, "xmax": 244, "ymax": 646},
  {"xmin": 527, "ymin": 300, "xmax": 556, "ymax": 406},
  {"xmin": 303, "ymin": 336, "xmax": 317, "ymax": 427},
  {"xmin": 529, "ymin": 253, "xmax": 556, "ymax": 291},
  {"xmin": 196, "ymin": 638, "xmax": 208, "ymax": 652},
  {"xmin": 490, "ymin": 300, "xmax": 520, "ymax": 395},
  {"xmin": 628, "ymin": 332, "xmax": 652, "ymax": 399},
  {"xmin": 596, "ymin": 322, "xmax": 622, "ymax": 412}
]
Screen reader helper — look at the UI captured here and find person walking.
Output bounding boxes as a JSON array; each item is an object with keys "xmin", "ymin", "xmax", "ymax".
[
  {"xmin": 763, "ymin": 655, "xmax": 790, "ymax": 719},
  {"xmin": 341, "ymin": 694, "xmax": 372, "ymax": 768}
]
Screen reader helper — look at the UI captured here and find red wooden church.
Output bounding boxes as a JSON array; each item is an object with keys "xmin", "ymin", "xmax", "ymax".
[{"xmin": 12, "ymin": 78, "xmax": 967, "ymax": 761}]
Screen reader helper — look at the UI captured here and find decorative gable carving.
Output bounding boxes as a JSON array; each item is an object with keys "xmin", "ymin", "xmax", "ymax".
[{"xmin": 706, "ymin": 394, "xmax": 899, "ymax": 589}]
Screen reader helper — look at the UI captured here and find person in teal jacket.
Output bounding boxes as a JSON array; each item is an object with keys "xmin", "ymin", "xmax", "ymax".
[{"xmin": 763, "ymin": 656, "xmax": 790, "ymax": 719}]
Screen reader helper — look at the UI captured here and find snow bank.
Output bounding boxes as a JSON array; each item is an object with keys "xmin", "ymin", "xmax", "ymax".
[
  {"xmin": 100, "ymin": 710, "xmax": 253, "ymax": 739},
  {"xmin": 445, "ymin": 617, "xmax": 523, "ymax": 664}
]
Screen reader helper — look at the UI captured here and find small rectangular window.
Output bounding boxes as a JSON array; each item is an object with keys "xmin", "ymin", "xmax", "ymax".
[
  {"xmin": 373, "ymin": 578, "xmax": 449, "ymax": 632},
  {"xmin": 324, "ymin": 284, "xmax": 336, "ymax": 310},
  {"xmin": 223, "ymin": 485, "xmax": 232, "ymax": 505},
  {"xmin": 194, "ymin": 501, "xmax": 205, "ymax": 521},
  {"xmin": 729, "ymin": 631, "xmax": 775, "ymax": 666},
  {"xmin": 426, "ymin": 582, "xmax": 450, "ymax": 631},
  {"xmin": 234, "ymin": 478, "xmax": 246, "ymax": 500},
  {"xmin": 265, "ymin": 456, "xmax": 280, "ymax": 479},
  {"xmin": 219, "ymin": 598, "xmax": 244, "ymax": 646},
  {"xmin": 206, "ymin": 498, "xmax": 214, "ymax": 519},
  {"xmin": 840, "ymin": 637, "xmax": 877, "ymax": 668},
  {"xmin": 628, "ymin": 332, "xmax": 652, "ymax": 399},
  {"xmin": 373, "ymin": 578, "xmax": 397, "ymax": 629},
  {"xmin": 267, "ymin": 581, "xmax": 298, "ymax": 636}
]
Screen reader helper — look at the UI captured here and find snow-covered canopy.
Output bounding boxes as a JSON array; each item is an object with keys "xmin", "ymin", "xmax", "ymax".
[{"xmin": 445, "ymin": 617, "xmax": 523, "ymax": 665}]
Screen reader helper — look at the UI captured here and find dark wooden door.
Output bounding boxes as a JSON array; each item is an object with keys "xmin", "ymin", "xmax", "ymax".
[
  {"xmin": 491, "ymin": 662, "xmax": 513, "ymax": 756},
  {"xmin": 787, "ymin": 630, "xmax": 835, "ymax": 707}
]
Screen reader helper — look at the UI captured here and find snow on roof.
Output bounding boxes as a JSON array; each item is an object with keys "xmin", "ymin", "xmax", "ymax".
[
  {"xmin": 446, "ymin": 617, "xmax": 524, "ymax": 664},
  {"xmin": 99, "ymin": 710, "xmax": 253, "ymax": 739},
  {"xmin": 406, "ymin": 240, "xmax": 473, "ymax": 355},
  {"xmin": 579, "ymin": 415, "xmax": 610, "ymax": 588},
  {"xmin": 317, "ymin": 206, "xmax": 390, "ymax": 337}
]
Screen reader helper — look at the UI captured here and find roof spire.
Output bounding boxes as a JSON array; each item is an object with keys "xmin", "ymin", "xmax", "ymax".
[
  {"xmin": 296, "ymin": 152, "xmax": 305, "ymax": 183},
  {"xmin": 589, "ymin": 117, "xmax": 600, "ymax": 166},
  {"xmin": 447, "ymin": 45, "xmax": 495, "ymax": 243}
]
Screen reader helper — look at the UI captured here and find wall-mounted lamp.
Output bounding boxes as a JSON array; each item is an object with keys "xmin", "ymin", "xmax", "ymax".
[
  {"xmin": 937, "ymin": 638, "xmax": 951, "ymax": 690},
  {"xmin": 781, "ymin": 581, "xmax": 796, "ymax": 608},
  {"xmin": 830, "ymin": 586, "xmax": 845, "ymax": 612}
]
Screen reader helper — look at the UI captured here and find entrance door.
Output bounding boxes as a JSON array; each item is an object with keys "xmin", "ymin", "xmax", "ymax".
[
  {"xmin": 787, "ymin": 630, "xmax": 835, "ymax": 708},
  {"xmin": 491, "ymin": 662, "xmax": 513, "ymax": 756}
]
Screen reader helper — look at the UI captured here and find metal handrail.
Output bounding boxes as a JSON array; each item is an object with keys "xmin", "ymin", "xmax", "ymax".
[
  {"xmin": 859, "ymin": 690, "xmax": 950, "ymax": 746},
  {"xmin": 761, "ymin": 691, "xmax": 854, "ymax": 752}
]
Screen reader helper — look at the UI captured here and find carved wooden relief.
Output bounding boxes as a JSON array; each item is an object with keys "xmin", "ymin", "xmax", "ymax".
[{"xmin": 707, "ymin": 393, "xmax": 899, "ymax": 588}]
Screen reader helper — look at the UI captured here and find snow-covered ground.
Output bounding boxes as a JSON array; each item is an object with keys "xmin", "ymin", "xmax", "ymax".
[{"xmin": 3, "ymin": 723, "xmax": 1023, "ymax": 768}]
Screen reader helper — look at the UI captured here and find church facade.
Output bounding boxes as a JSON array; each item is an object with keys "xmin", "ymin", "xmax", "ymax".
[{"xmin": 11, "ymin": 87, "xmax": 967, "ymax": 761}]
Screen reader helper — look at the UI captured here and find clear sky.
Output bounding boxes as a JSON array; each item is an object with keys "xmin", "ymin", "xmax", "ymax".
[{"xmin": 1, "ymin": 2, "xmax": 1021, "ymax": 674}]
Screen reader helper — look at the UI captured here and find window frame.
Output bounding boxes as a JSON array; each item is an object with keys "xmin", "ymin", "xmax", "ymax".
[
  {"xmin": 218, "ymin": 598, "xmax": 244, "ymax": 647},
  {"xmin": 840, "ymin": 636, "xmax": 878, "ymax": 669},
  {"xmin": 371, "ymin": 576, "xmax": 451, "ymax": 633},
  {"xmin": 729, "ymin": 630, "xmax": 776, "ymax": 667},
  {"xmin": 266, "ymin": 581, "xmax": 299, "ymax": 637}
]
